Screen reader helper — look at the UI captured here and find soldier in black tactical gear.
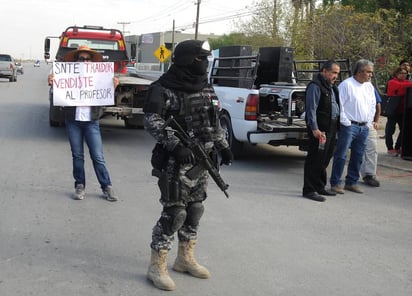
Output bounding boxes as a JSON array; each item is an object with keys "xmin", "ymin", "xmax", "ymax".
[{"xmin": 143, "ymin": 39, "xmax": 233, "ymax": 291}]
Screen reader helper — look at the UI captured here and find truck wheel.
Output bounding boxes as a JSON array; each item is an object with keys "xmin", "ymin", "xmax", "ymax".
[
  {"xmin": 124, "ymin": 116, "xmax": 143, "ymax": 129},
  {"xmin": 220, "ymin": 113, "xmax": 243, "ymax": 158},
  {"xmin": 49, "ymin": 100, "xmax": 62, "ymax": 127}
]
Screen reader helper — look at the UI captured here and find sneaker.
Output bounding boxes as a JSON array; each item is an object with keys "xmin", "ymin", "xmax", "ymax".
[
  {"xmin": 344, "ymin": 184, "xmax": 363, "ymax": 194},
  {"xmin": 331, "ymin": 185, "xmax": 345, "ymax": 194},
  {"xmin": 363, "ymin": 175, "xmax": 380, "ymax": 187},
  {"xmin": 103, "ymin": 186, "xmax": 118, "ymax": 202},
  {"xmin": 73, "ymin": 184, "xmax": 85, "ymax": 200}
]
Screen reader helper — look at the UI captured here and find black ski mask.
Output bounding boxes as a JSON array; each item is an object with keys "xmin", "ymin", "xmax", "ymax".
[
  {"xmin": 157, "ymin": 40, "xmax": 212, "ymax": 92},
  {"xmin": 188, "ymin": 56, "xmax": 209, "ymax": 75}
]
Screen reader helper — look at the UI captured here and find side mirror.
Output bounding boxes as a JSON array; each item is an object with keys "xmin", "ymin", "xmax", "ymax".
[{"xmin": 44, "ymin": 38, "xmax": 51, "ymax": 60}]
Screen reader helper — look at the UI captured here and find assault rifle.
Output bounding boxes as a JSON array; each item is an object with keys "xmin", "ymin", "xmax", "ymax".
[{"xmin": 163, "ymin": 116, "xmax": 230, "ymax": 198}]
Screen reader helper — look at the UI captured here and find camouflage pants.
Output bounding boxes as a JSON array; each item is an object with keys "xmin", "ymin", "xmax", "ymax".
[{"xmin": 150, "ymin": 162, "xmax": 208, "ymax": 251}]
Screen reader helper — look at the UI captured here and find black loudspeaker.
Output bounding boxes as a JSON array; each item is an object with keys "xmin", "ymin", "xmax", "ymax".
[
  {"xmin": 255, "ymin": 47, "xmax": 294, "ymax": 86},
  {"xmin": 217, "ymin": 45, "xmax": 253, "ymax": 88},
  {"xmin": 401, "ymin": 86, "xmax": 412, "ymax": 160},
  {"xmin": 130, "ymin": 44, "xmax": 137, "ymax": 60}
]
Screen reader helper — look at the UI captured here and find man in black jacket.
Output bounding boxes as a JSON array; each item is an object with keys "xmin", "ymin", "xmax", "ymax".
[{"xmin": 302, "ymin": 60, "xmax": 341, "ymax": 202}]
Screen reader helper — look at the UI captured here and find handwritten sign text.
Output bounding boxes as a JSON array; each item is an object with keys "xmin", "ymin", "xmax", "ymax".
[{"xmin": 52, "ymin": 62, "xmax": 115, "ymax": 106}]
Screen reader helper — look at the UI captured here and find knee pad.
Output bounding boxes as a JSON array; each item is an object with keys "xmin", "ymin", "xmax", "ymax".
[
  {"xmin": 186, "ymin": 202, "xmax": 204, "ymax": 227},
  {"xmin": 160, "ymin": 206, "xmax": 187, "ymax": 235}
]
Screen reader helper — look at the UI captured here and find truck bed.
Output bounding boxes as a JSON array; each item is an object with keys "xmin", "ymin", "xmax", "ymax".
[{"xmin": 258, "ymin": 116, "xmax": 307, "ymax": 132}]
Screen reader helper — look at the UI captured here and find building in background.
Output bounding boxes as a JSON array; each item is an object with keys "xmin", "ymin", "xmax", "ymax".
[{"xmin": 124, "ymin": 31, "xmax": 219, "ymax": 71}]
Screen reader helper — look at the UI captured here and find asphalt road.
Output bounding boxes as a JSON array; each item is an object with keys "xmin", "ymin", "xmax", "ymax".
[{"xmin": 0, "ymin": 63, "xmax": 411, "ymax": 296}]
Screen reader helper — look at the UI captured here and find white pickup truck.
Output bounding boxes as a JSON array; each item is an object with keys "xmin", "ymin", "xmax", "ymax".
[
  {"xmin": 210, "ymin": 47, "xmax": 351, "ymax": 157},
  {"xmin": 0, "ymin": 54, "xmax": 17, "ymax": 82}
]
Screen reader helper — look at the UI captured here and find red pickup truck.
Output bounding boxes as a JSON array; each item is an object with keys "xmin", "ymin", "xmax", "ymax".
[{"xmin": 44, "ymin": 25, "xmax": 153, "ymax": 128}]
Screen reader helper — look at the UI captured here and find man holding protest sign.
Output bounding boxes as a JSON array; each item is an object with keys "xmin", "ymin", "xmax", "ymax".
[{"xmin": 48, "ymin": 45, "xmax": 119, "ymax": 201}]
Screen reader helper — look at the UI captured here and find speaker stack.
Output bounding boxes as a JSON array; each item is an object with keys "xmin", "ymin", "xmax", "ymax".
[
  {"xmin": 217, "ymin": 45, "xmax": 253, "ymax": 88},
  {"xmin": 401, "ymin": 86, "xmax": 412, "ymax": 160},
  {"xmin": 255, "ymin": 47, "xmax": 294, "ymax": 87}
]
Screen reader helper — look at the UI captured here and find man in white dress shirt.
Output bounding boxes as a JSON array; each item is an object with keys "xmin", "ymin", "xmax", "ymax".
[{"xmin": 330, "ymin": 59, "xmax": 376, "ymax": 194}]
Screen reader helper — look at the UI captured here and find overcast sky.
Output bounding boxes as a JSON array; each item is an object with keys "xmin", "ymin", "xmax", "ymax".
[{"xmin": 2, "ymin": 0, "xmax": 255, "ymax": 60}]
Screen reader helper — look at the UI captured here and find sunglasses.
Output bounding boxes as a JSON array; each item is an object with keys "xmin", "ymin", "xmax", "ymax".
[{"xmin": 77, "ymin": 56, "xmax": 92, "ymax": 61}]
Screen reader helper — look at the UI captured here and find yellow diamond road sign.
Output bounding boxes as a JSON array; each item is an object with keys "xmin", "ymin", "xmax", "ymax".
[{"xmin": 154, "ymin": 45, "xmax": 171, "ymax": 63}]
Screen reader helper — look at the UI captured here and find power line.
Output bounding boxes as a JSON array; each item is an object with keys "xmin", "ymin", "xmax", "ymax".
[
  {"xmin": 124, "ymin": 1, "xmax": 259, "ymax": 35},
  {"xmin": 174, "ymin": 10, "xmax": 255, "ymax": 31}
]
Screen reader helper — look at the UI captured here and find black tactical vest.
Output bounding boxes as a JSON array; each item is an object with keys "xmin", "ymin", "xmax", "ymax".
[{"xmin": 168, "ymin": 86, "xmax": 219, "ymax": 141}]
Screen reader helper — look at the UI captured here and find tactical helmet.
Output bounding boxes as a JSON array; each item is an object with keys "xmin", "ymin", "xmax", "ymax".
[{"xmin": 172, "ymin": 40, "xmax": 211, "ymax": 66}]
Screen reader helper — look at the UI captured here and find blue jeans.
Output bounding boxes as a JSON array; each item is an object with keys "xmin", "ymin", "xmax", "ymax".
[
  {"xmin": 330, "ymin": 124, "xmax": 369, "ymax": 187},
  {"xmin": 65, "ymin": 119, "xmax": 112, "ymax": 190}
]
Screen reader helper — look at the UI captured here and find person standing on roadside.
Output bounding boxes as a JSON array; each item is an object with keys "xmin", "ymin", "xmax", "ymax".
[
  {"xmin": 330, "ymin": 59, "xmax": 376, "ymax": 194},
  {"xmin": 302, "ymin": 60, "xmax": 341, "ymax": 202},
  {"xmin": 47, "ymin": 45, "xmax": 119, "ymax": 201},
  {"xmin": 360, "ymin": 88, "xmax": 382, "ymax": 187},
  {"xmin": 143, "ymin": 40, "xmax": 233, "ymax": 291},
  {"xmin": 385, "ymin": 66, "xmax": 412, "ymax": 155}
]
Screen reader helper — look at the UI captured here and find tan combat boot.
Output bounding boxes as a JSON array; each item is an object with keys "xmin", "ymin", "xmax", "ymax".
[
  {"xmin": 173, "ymin": 240, "xmax": 210, "ymax": 278},
  {"xmin": 147, "ymin": 249, "xmax": 176, "ymax": 291}
]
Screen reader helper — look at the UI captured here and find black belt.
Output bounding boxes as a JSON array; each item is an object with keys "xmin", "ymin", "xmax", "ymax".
[{"xmin": 351, "ymin": 121, "xmax": 367, "ymax": 126}]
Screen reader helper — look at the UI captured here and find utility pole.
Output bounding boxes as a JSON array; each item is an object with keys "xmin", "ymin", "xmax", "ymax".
[
  {"xmin": 172, "ymin": 19, "xmax": 175, "ymax": 53},
  {"xmin": 117, "ymin": 21, "xmax": 130, "ymax": 35},
  {"xmin": 194, "ymin": 0, "xmax": 201, "ymax": 40}
]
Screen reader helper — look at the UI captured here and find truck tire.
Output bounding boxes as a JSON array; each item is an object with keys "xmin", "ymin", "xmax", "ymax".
[
  {"xmin": 49, "ymin": 111, "xmax": 60, "ymax": 127},
  {"xmin": 49, "ymin": 100, "xmax": 63, "ymax": 127},
  {"xmin": 220, "ymin": 113, "xmax": 243, "ymax": 158},
  {"xmin": 124, "ymin": 115, "xmax": 143, "ymax": 129}
]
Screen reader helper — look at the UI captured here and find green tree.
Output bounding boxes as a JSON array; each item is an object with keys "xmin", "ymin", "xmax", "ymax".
[
  {"xmin": 238, "ymin": 0, "xmax": 289, "ymax": 47},
  {"xmin": 336, "ymin": 0, "xmax": 412, "ymax": 14},
  {"xmin": 209, "ymin": 0, "xmax": 412, "ymax": 91}
]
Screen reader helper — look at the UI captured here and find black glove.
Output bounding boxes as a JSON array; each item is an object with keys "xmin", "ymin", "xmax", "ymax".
[
  {"xmin": 220, "ymin": 148, "xmax": 233, "ymax": 165},
  {"xmin": 172, "ymin": 145, "xmax": 194, "ymax": 164}
]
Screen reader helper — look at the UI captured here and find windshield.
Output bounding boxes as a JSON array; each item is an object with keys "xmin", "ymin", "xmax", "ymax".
[{"xmin": 0, "ymin": 54, "xmax": 12, "ymax": 61}]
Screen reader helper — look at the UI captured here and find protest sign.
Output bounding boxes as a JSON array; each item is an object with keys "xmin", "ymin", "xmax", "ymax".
[{"xmin": 52, "ymin": 62, "xmax": 115, "ymax": 106}]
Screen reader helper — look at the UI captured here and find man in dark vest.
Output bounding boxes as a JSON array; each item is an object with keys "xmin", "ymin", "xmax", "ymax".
[{"xmin": 302, "ymin": 60, "xmax": 341, "ymax": 202}]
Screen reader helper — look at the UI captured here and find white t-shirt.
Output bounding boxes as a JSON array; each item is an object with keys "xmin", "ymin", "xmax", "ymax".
[
  {"xmin": 75, "ymin": 106, "xmax": 92, "ymax": 121},
  {"xmin": 338, "ymin": 76, "xmax": 376, "ymax": 127}
]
